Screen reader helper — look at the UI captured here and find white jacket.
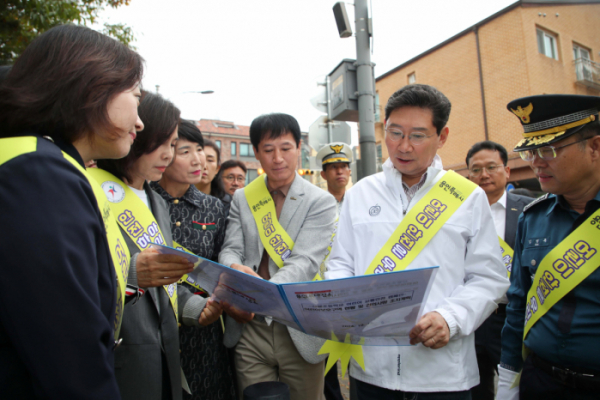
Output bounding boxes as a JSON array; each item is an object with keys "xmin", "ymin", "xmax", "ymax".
[{"xmin": 325, "ymin": 156, "xmax": 509, "ymax": 392}]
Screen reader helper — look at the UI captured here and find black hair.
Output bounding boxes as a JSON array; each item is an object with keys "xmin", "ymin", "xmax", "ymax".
[
  {"xmin": 384, "ymin": 84, "xmax": 451, "ymax": 135},
  {"xmin": 211, "ymin": 170, "xmax": 228, "ymax": 200},
  {"xmin": 97, "ymin": 91, "xmax": 180, "ymax": 181},
  {"xmin": 0, "ymin": 25, "xmax": 143, "ymax": 141},
  {"xmin": 249, "ymin": 113, "xmax": 301, "ymax": 149},
  {"xmin": 177, "ymin": 119, "xmax": 204, "ymax": 147},
  {"xmin": 465, "ymin": 141, "xmax": 508, "ymax": 167},
  {"xmin": 220, "ymin": 159, "xmax": 247, "ymax": 174},
  {"xmin": 576, "ymin": 119, "xmax": 600, "ymax": 148}
]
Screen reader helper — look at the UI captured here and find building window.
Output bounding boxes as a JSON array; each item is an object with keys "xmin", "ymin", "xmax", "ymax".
[
  {"xmin": 408, "ymin": 72, "xmax": 416, "ymax": 84},
  {"xmin": 374, "ymin": 92, "xmax": 381, "ymax": 122},
  {"xmin": 240, "ymin": 143, "xmax": 254, "ymax": 157},
  {"xmin": 573, "ymin": 44, "xmax": 592, "ymax": 81},
  {"xmin": 215, "ymin": 140, "xmax": 221, "ymax": 149},
  {"xmin": 573, "ymin": 44, "xmax": 591, "ymax": 60},
  {"xmin": 231, "ymin": 142, "xmax": 237, "ymax": 156},
  {"xmin": 246, "ymin": 169, "xmax": 258, "ymax": 185},
  {"xmin": 536, "ymin": 28, "xmax": 558, "ymax": 60}
]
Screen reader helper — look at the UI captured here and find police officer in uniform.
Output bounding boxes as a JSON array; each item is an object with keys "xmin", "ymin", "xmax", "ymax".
[
  {"xmin": 498, "ymin": 95, "xmax": 600, "ymax": 400},
  {"xmin": 316, "ymin": 142, "xmax": 353, "ymax": 211}
]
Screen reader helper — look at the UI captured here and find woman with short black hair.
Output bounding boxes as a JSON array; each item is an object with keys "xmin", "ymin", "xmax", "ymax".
[
  {"xmin": 96, "ymin": 94, "xmax": 222, "ymax": 400},
  {"xmin": 152, "ymin": 119, "xmax": 236, "ymax": 400},
  {"xmin": 0, "ymin": 24, "xmax": 143, "ymax": 399}
]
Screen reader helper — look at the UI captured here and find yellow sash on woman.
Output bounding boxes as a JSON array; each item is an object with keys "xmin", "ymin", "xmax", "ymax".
[
  {"xmin": 522, "ymin": 208, "xmax": 600, "ymax": 358},
  {"xmin": 0, "ymin": 137, "xmax": 129, "ymax": 337},
  {"xmin": 87, "ymin": 168, "xmax": 178, "ymax": 322},
  {"xmin": 244, "ymin": 175, "xmax": 295, "ymax": 268},
  {"xmin": 499, "ymin": 237, "xmax": 514, "ymax": 277},
  {"xmin": 319, "ymin": 170, "xmax": 478, "ymax": 376}
]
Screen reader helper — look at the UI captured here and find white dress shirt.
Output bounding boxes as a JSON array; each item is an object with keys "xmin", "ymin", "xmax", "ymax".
[{"xmin": 490, "ymin": 190, "xmax": 507, "ymax": 240}]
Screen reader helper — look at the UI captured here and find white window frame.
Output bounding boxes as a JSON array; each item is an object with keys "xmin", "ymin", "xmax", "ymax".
[
  {"xmin": 573, "ymin": 43, "xmax": 592, "ymax": 81},
  {"xmin": 573, "ymin": 44, "xmax": 590, "ymax": 61},
  {"xmin": 408, "ymin": 72, "xmax": 416, "ymax": 84},
  {"xmin": 537, "ymin": 28, "xmax": 559, "ymax": 60}
]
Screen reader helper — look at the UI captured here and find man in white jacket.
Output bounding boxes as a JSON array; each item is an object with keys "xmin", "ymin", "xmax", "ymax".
[{"xmin": 325, "ymin": 84, "xmax": 509, "ymax": 399}]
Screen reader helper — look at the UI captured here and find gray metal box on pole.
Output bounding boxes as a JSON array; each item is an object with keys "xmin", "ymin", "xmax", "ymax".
[{"xmin": 328, "ymin": 59, "xmax": 358, "ymax": 122}]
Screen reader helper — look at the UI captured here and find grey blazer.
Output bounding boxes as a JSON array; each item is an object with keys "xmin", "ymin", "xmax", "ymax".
[
  {"xmin": 504, "ymin": 192, "xmax": 534, "ymax": 249},
  {"xmin": 219, "ymin": 173, "xmax": 337, "ymax": 364},
  {"xmin": 115, "ymin": 183, "xmax": 205, "ymax": 400}
]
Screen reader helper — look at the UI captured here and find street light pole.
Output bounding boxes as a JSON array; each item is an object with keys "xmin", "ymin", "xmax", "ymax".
[{"xmin": 354, "ymin": 0, "xmax": 377, "ymax": 178}]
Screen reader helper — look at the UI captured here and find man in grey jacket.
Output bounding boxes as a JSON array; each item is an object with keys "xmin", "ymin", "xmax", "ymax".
[{"xmin": 219, "ymin": 113, "xmax": 337, "ymax": 400}]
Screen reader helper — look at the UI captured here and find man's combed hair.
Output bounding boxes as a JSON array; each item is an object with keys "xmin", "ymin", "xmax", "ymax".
[
  {"xmin": 97, "ymin": 92, "xmax": 180, "ymax": 181},
  {"xmin": 465, "ymin": 141, "xmax": 509, "ymax": 167},
  {"xmin": 249, "ymin": 113, "xmax": 301, "ymax": 149},
  {"xmin": 384, "ymin": 84, "xmax": 451, "ymax": 135},
  {"xmin": 220, "ymin": 159, "xmax": 247, "ymax": 174},
  {"xmin": 0, "ymin": 24, "xmax": 144, "ymax": 141}
]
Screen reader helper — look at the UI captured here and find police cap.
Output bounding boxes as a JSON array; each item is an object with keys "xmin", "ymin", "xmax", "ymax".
[{"xmin": 508, "ymin": 94, "xmax": 600, "ymax": 152}]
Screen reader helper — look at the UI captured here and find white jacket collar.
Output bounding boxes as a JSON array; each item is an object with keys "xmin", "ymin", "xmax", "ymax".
[{"xmin": 382, "ymin": 154, "xmax": 444, "ymax": 193}]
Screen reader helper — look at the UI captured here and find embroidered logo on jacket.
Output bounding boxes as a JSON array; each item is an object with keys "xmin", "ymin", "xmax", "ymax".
[{"xmin": 369, "ymin": 205, "xmax": 381, "ymax": 216}]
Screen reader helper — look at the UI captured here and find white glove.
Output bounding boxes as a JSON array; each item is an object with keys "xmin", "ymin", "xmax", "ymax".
[{"xmin": 496, "ymin": 365, "xmax": 519, "ymax": 400}]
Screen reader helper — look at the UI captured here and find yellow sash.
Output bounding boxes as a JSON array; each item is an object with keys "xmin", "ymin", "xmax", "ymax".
[
  {"xmin": 244, "ymin": 175, "xmax": 295, "ymax": 268},
  {"xmin": 499, "ymin": 237, "xmax": 514, "ymax": 277},
  {"xmin": 522, "ymin": 208, "xmax": 600, "ymax": 358},
  {"xmin": 365, "ymin": 171, "xmax": 478, "ymax": 275},
  {"xmin": 87, "ymin": 168, "xmax": 178, "ymax": 322},
  {"xmin": 319, "ymin": 170, "xmax": 478, "ymax": 376},
  {"xmin": 0, "ymin": 137, "xmax": 129, "ymax": 337},
  {"xmin": 314, "ymin": 217, "xmax": 338, "ymax": 281}
]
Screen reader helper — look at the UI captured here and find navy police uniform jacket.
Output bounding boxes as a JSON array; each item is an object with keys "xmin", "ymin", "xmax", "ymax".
[
  {"xmin": 501, "ymin": 190, "xmax": 600, "ymax": 373},
  {"xmin": 0, "ymin": 136, "xmax": 121, "ymax": 399}
]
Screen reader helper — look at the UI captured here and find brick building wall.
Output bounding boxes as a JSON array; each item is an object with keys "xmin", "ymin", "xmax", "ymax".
[
  {"xmin": 196, "ymin": 119, "xmax": 312, "ymax": 184},
  {"xmin": 374, "ymin": 1, "xmax": 600, "ymax": 185},
  {"xmin": 196, "ymin": 119, "xmax": 262, "ymax": 182}
]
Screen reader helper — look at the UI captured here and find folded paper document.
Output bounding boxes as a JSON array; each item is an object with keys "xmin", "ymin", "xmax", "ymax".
[{"xmin": 151, "ymin": 244, "xmax": 438, "ymax": 346}]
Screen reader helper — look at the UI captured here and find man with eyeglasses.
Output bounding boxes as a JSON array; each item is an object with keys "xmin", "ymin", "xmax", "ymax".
[
  {"xmin": 465, "ymin": 141, "xmax": 533, "ymax": 400},
  {"xmin": 220, "ymin": 159, "xmax": 247, "ymax": 196},
  {"xmin": 497, "ymin": 95, "xmax": 600, "ymax": 400},
  {"xmin": 325, "ymin": 84, "xmax": 508, "ymax": 399}
]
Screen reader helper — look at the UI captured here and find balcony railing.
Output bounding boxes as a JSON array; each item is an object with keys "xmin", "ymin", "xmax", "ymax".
[{"xmin": 574, "ymin": 58, "xmax": 600, "ymax": 90}]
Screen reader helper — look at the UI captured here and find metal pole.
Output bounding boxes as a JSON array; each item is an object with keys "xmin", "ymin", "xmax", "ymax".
[
  {"xmin": 326, "ymin": 76, "xmax": 333, "ymax": 143},
  {"xmin": 354, "ymin": 0, "xmax": 376, "ymax": 178}
]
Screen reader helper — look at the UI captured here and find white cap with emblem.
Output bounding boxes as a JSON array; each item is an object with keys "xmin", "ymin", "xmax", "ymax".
[{"xmin": 316, "ymin": 142, "xmax": 353, "ymax": 167}]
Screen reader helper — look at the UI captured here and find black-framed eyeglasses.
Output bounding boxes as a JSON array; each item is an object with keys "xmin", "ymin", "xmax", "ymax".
[
  {"xmin": 518, "ymin": 137, "xmax": 591, "ymax": 161},
  {"xmin": 224, "ymin": 175, "xmax": 245, "ymax": 183},
  {"xmin": 469, "ymin": 164, "xmax": 503, "ymax": 177}
]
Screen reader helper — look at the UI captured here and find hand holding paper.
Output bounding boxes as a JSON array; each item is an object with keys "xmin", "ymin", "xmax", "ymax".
[
  {"xmin": 136, "ymin": 248, "xmax": 194, "ymax": 287},
  {"xmin": 199, "ymin": 298, "xmax": 223, "ymax": 326}
]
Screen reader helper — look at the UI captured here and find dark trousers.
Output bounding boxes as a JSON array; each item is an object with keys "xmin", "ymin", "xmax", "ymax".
[
  {"xmin": 324, "ymin": 360, "xmax": 344, "ymax": 400},
  {"xmin": 471, "ymin": 306, "xmax": 505, "ymax": 400},
  {"xmin": 519, "ymin": 355, "xmax": 599, "ymax": 400},
  {"xmin": 355, "ymin": 379, "xmax": 471, "ymax": 400}
]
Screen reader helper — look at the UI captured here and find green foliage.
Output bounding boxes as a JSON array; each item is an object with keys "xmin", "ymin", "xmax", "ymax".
[{"xmin": 0, "ymin": 0, "xmax": 134, "ymax": 65}]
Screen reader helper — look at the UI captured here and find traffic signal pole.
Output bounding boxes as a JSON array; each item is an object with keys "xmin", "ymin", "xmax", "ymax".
[{"xmin": 354, "ymin": 0, "xmax": 377, "ymax": 178}]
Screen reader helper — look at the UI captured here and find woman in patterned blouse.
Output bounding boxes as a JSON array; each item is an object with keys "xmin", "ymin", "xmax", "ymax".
[{"xmin": 152, "ymin": 119, "xmax": 236, "ymax": 400}]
